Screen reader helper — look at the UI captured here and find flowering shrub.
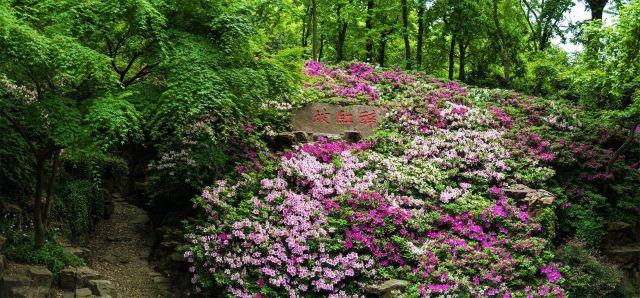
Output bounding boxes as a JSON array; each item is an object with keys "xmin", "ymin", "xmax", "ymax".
[{"xmin": 184, "ymin": 62, "xmax": 639, "ymax": 296}]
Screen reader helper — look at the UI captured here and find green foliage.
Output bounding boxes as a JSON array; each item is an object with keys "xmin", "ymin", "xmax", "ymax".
[
  {"xmin": 514, "ymin": 48, "xmax": 572, "ymax": 97},
  {"xmin": 86, "ymin": 94, "xmax": 143, "ymax": 150},
  {"xmin": 3, "ymin": 231, "xmax": 85, "ymax": 275},
  {"xmin": 556, "ymin": 240, "xmax": 627, "ymax": 297},
  {"xmin": 57, "ymin": 179, "xmax": 100, "ymax": 237}
]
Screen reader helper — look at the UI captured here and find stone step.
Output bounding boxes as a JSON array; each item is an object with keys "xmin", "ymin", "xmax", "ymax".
[
  {"xmin": 606, "ymin": 244, "xmax": 640, "ymax": 266},
  {"xmin": 88, "ymin": 279, "xmax": 118, "ymax": 298},
  {"xmin": 28, "ymin": 265, "xmax": 53, "ymax": 287},
  {"xmin": 8, "ymin": 286, "xmax": 52, "ymax": 298}
]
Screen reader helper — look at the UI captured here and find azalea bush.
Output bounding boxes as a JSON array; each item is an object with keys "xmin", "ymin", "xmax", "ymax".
[{"xmin": 184, "ymin": 62, "xmax": 637, "ymax": 296}]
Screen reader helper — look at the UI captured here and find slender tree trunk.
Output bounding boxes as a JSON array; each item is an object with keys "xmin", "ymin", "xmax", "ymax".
[
  {"xmin": 607, "ymin": 121, "xmax": 640, "ymax": 170},
  {"xmin": 448, "ymin": 35, "xmax": 456, "ymax": 80},
  {"xmin": 319, "ymin": 35, "xmax": 324, "ymax": 61},
  {"xmin": 416, "ymin": 4, "xmax": 425, "ymax": 68},
  {"xmin": 458, "ymin": 38, "xmax": 466, "ymax": 81},
  {"xmin": 401, "ymin": 0, "xmax": 411, "ymax": 69},
  {"xmin": 43, "ymin": 149, "xmax": 61, "ymax": 230},
  {"xmin": 378, "ymin": 38, "xmax": 387, "ymax": 67},
  {"xmin": 366, "ymin": 0, "xmax": 374, "ymax": 63},
  {"xmin": 311, "ymin": 0, "xmax": 318, "ymax": 60},
  {"xmin": 34, "ymin": 155, "xmax": 46, "ymax": 247},
  {"xmin": 493, "ymin": 0, "xmax": 510, "ymax": 84},
  {"xmin": 336, "ymin": 5, "xmax": 348, "ymax": 62},
  {"xmin": 302, "ymin": 4, "xmax": 311, "ymax": 47}
]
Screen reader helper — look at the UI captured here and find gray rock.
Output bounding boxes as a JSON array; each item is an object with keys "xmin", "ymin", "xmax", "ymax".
[
  {"xmin": 63, "ymin": 247, "xmax": 91, "ymax": 261},
  {"xmin": 153, "ymin": 276, "xmax": 171, "ymax": 293},
  {"xmin": 9, "ymin": 286, "xmax": 51, "ymax": 298},
  {"xmin": 130, "ymin": 213, "xmax": 149, "ymax": 225},
  {"xmin": 607, "ymin": 221, "xmax": 632, "ymax": 231},
  {"xmin": 273, "ymin": 133, "xmax": 294, "ymax": 149},
  {"xmin": 62, "ymin": 291, "xmax": 75, "ymax": 298},
  {"xmin": 292, "ymin": 131, "xmax": 309, "ymax": 143},
  {"xmin": 503, "ymin": 184, "xmax": 555, "ymax": 209},
  {"xmin": 103, "ymin": 200, "xmax": 115, "ymax": 219},
  {"xmin": 313, "ymin": 133, "xmax": 342, "ymax": 142},
  {"xmin": 59, "ymin": 267, "xmax": 77, "ymax": 290},
  {"xmin": 364, "ymin": 279, "xmax": 409, "ymax": 298},
  {"xmin": 75, "ymin": 288, "xmax": 93, "ymax": 298},
  {"xmin": 0, "ymin": 254, "xmax": 5, "ymax": 274},
  {"xmin": 1, "ymin": 275, "xmax": 32, "ymax": 289},
  {"xmin": 88, "ymin": 279, "xmax": 117, "ymax": 298},
  {"xmin": 75, "ymin": 266, "xmax": 101, "ymax": 288},
  {"xmin": 28, "ymin": 265, "xmax": 53, "ymax": 287}
]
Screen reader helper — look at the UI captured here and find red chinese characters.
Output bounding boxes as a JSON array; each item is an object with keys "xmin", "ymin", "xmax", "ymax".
[
  {"xmin": 336, "ymin": 110, "xmax": 353, "ymax": 124},
  {"xmin": 312, "ymin": 108, "xmax": 330, "ymax": 124},
  {"xmin": 359, "ymin": 110, "xmax": 377, "ymax": 127}
]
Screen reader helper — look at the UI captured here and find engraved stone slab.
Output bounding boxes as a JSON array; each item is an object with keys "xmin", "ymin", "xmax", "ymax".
[{"xmin": 292, "ymin": 103, "xmax": 384, "ymax": 137}]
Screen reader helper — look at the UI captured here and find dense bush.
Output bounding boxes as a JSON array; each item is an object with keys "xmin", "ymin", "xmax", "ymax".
[
  {"xmin": 3, "ymin": 230, "xmax": 85, "ymax": 276},
  {"xmin": 183, "ymin": 61, "xmax": 640, "ymax": 296}
]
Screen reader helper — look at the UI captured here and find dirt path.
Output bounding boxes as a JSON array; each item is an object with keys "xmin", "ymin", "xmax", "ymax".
[{"xmin": 86, "ymin": 195, "xmax": 172, "ymax": 297}]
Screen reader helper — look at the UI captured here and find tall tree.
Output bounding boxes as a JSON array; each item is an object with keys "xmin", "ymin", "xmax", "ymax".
[
  {"xmin": 401, "ymin": 0, "xmax": 412, "ymax": 69},
  {"xmin": 0, "ymin": 5, "xmax": 117, "ymax": 247},
  {"xmin": 520, "ymin": 0, "xmax": 573, "ymax": 51},
  {"xmin": 312, "ymin": 0, "xmax": 318, "ymax": 60},
  {"xmin": 416, "ymin": 1, "xmax": 426, "ymax": 68},
  {"xmin": 448, "ymin": 36, "xmax": 456, "ymax": 80},
  {"xmin": 366, "ymin": 0, "xmax": 375, "ymax": 62},
  {"xmin": 336, "ymin": 2, "xmax": 348, "ymax": 62},
  {"xmin": 458, "ymin": 36, "xmax": 468, "ymax": 81},
  {"xmin": 493, "ymin": 0, "xmax": 511, "ymax": 84}
]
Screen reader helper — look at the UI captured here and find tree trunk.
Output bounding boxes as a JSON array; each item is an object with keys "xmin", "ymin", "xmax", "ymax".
[
  {"xmin": 311, "ymin": 0, "xmax": 318, "ymax": 60},
  {"xmin": 416, "ymin": 4, "xmax": 425, "ymax": 68},
  {"xmin": 319, "ymin": 35, "xmax": 324, "ymax": 61},
  {"xmin": 401, "ymin": 0, "xmax": 411, "ymax": 69},
  {"xmin": 607, "ymin": 121, "xmax": 640, "ymax": 170},
  {"xmin": 493, "ymin": 0, "xmax": 510, "ymax": 84},
  {"xmin": 458, "ymin": 38, "xmax": 466, "ymax": 82},
  {"xmin": 448, "ymin": 35, "xmax": 456, "ymax": 80},
  {"xmin": 43, "ymin": 149, "xmax": 61, "ymax": 230},
  {"xmin": 366, "ymin": 0, "xmax": 374, "ymax": 63},
  {"xmin": 378, "ymin": 38, "xmax": 387, "ymax": 67},
  {"xmin": 34, "ymin": 156, "xmax": 46, "ymax": 247},
  {"xmin": 336, "ymin": 5, "xmax": 348, "ymax": 62},
  {"xmin": 587, "ymin": 0, "xmax": 607, "ymax": 20},
  {"xmin": 302, "ymin": 3, "xmax": 311, "ymax": 47}
]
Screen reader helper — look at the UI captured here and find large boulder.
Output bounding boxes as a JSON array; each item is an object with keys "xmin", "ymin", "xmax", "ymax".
[
  {"xmin": 88, "ymin": 279, "xmax": 118, "ymax": 298},
  {"xmin": 59, "ymin": 267, "xmax": 77, "ymax": 290},
  {"xmin": 8, "ymin": 286, "xmax": 51, "ymax": 298},
  {"xmin": 75, "ymin": 266, "xmax": 101, "ymax": 288},
  {"xmin": 0, "ymin": 255, "xmax": 5, "ymax": 275},
  {"xmin": 364, "ymin": 279, "xmax": 409, "ymax": 298},
  {"xmin": 292, "ymin": 131, "xmax": 310, "ymax": 143},
  {"xmin": 503, "ymin": 184, "xmax": 555, "ymax": 211},
  {"xmin": 74, "ymin": 288, "xmax": 93, "ymax": 298},
  {"xmin": 28, "ymin": 266, "xmax": 53, "ymax": 287},
  {"xmin": 1, "ymin": 275, "xmax": 32, "ymax": 298}
]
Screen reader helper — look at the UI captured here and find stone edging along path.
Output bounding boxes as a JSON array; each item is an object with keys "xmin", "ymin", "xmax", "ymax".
[{"xmin": 0, "ymin": 193, "xmax": 174, "ymax": 298}]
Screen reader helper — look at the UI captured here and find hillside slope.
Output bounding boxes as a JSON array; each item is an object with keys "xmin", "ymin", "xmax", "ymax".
[{"xmin": 183, "ymin": 62, "xmax": 639, "ymax": 297}]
